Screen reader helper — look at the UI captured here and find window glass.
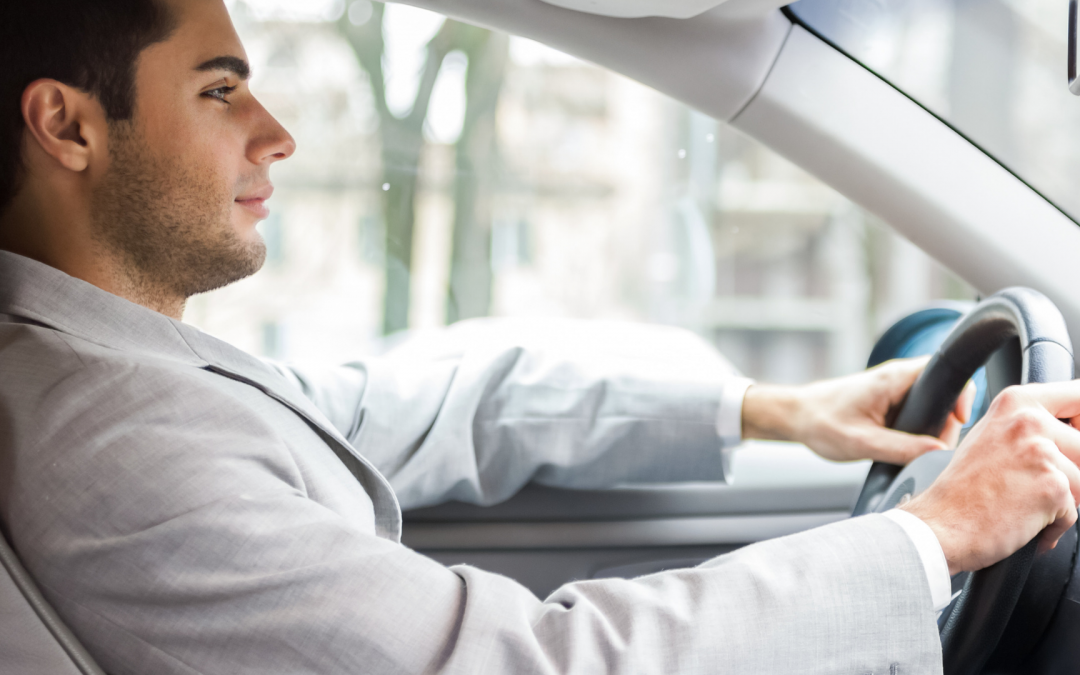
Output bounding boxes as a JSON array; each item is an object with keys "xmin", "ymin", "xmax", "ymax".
[
  {"xmin": 187, "ymin": 0, "xmax": 976, "ymax": 383},
  {"xmin": 788, "ymin": 0, "xmax": 1080, "ymax": 222}
]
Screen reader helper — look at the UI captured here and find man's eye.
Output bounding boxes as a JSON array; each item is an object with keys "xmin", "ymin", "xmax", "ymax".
[{"xmin": 203, "ymin": 85, "xmax": 238, "ymax": 102}]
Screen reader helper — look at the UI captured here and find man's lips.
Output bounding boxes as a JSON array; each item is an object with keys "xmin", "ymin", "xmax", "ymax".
[{"xmin": 235, "ymin": 184, "xmax": 274, "ymax": 219}]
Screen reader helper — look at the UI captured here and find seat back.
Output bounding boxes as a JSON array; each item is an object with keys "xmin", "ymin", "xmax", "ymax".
[{"xmin": 0, "ymin": 528, "xmax": 106, "ymax": 675}]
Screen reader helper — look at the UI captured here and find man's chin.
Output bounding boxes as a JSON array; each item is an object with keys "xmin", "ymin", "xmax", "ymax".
[{"xmin": 180, "ymin": 238, "xmax": 267, "ymax": 298}]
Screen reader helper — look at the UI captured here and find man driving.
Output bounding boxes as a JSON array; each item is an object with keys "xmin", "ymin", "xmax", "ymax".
[{"xmin": 2, "ymin": 1, "xmax": 1080, "ymax": 673}]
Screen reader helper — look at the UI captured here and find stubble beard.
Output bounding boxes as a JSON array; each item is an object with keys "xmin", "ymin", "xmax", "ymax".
[{"xmin": 90, "ymin": 122, "xmax": 267, "ymax": 309}]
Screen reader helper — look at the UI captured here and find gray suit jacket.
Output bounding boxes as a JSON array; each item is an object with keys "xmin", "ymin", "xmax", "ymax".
[{"xmin": 0, "ymin": 251, "xmax": 942, "ymax": 674}]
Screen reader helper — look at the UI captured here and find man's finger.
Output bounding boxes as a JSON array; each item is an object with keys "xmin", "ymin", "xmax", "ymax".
[
  {"xmin": 1041, "ymin": 413, "xmax": 1080, "ymax": 476},
  {"xmin": 1039, "ymin": 506, "xmax": 1078, "ymax": 555},
  {"xmin": 859, "ymin": 426, "xmax": 945, "ymax": 465},
  {"xmin": 873, "ymin": 354, "xmax": 931, "ymax": 374},
  {"xmin": 1020, "ymin": 380, "xmax": 1080, "ymax": 422},
  {"xmin": 954, "ymin": 381, "xmax": 976, "ymax": 426},
  {"xmin": 938, "ymin": 412, "xmax": 963, "ymax": 449},
  {"xmin": 1047, "ymin": 445, "xmax": 1080, "ymax": 507},
  {"xmin": 1035, "ymin": 437, "xmax": 1080, "ymax": 555},
  {"xmin": 870, "ymin": 356, "xmax": 932, "ymax": 408}
]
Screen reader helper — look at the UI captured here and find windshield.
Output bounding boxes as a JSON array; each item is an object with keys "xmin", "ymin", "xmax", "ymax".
[
  {"xmin": 788, "ymin": 0, "xmax": 1080, "ymax": 222},
  {"xmin": 194, "ymin": 0, "xmax": 975, "ymax": 383}
]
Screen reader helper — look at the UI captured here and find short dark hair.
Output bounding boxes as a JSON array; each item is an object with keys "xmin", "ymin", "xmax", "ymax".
[{"xmin": 0, "ymin": 0, "xmax": 176, "ymax": 214}]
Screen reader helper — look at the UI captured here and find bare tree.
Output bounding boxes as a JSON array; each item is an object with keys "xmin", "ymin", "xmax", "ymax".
[
  {"xmin": 336, "ymin": 8, "xmax": 507, "ymax": 333},
  {"xmin": 446, "ymin": 27, "xmax": 508, "ymax": 324},
  {"xmin": 337, "ymin": 6, "xmax": 449, "ymax": 334}
]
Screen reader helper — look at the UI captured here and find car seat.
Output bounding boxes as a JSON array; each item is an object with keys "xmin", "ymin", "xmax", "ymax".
[{"xmin": 0, "ymin": 525, "xmax": 106, "ymax": 674}]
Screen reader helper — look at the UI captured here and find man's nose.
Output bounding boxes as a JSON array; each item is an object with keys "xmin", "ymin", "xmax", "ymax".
[{"xmin": 248, "ymin": 102, "xmax": 296, "ymax": 165}]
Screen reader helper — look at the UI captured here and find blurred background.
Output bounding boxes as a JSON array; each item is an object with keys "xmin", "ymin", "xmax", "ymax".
[{"xmin": 185, "ymin": 0, "xmax": 978, "ymax": 383}]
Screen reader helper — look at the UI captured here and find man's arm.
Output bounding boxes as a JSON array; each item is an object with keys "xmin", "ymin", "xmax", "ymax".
[
  {"xmin": 273, "ymin": 320, "xmax": 971, "ymax": 512},
  {"xmin": 745, "ymin": 373, "xmax": 1080, "ymax": 586},
  {"xmin": 738, "ymin": 359, "xmax": 975, "ymax": 610},
  {"xmin": 272, "ymin": 318, "xmax": 745, "ymax": 510},
  {"xmin": 10, "ymin": 362, "xmax": 942, "ymax": 675}
]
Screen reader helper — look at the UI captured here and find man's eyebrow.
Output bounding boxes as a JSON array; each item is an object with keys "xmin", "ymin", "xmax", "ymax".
[{"xmin": 194, "ymin": 56, "xmax": 251, "ymax": 80}]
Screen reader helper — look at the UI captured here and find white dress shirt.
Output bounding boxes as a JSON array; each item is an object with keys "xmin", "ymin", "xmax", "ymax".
[{"xmin": 722, "ymin": 379, "xmax": 954, "ymax": 613}]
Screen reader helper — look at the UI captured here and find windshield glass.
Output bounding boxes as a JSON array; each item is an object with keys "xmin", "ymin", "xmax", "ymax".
[
  {"xmin": 194, "ymin": 0, "xmax": 975, "ymax": 384},
  {"xmin": 788, "ymin": 0, "xmax": 1080, "ymax": 222}
]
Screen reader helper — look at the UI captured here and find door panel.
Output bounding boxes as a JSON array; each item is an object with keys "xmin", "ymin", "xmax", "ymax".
[{"xmin": 403, "ymin": 441, "xmax": 869, "ymax": 596}]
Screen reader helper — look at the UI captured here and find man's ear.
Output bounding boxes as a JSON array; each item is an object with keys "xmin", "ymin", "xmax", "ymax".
[{"xmin": 21, "ymin": 79, "xmax": 109, "ymax": 174}]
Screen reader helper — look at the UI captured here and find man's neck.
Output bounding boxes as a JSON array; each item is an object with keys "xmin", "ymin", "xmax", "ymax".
[
  {"xmin": 0, "ymin": 221, "xmax": 187, "ymax": 321},
  {"xmin": 106, "ymin": 267, "xmax": 187, "ymax": 320},
  {"xmin": 0, "ymin": 162, "xmax": 189, "ymax": 321}
]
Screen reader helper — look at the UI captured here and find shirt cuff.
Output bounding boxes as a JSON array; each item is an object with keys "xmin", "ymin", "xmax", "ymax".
[
  {"xmin": 882, "ymin": 508, "xmax": 953, "ymax": 612},
  {"xmin": 715, "ymin": 377, "xmax": 754, "ymax": 481}
]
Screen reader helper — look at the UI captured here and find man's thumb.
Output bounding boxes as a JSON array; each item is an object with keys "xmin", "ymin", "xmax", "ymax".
[{"xmin": 864, "ymin": 427, "xmax": 945, "ymax": 465}]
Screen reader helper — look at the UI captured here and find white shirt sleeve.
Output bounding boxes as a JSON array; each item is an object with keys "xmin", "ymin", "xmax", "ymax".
[
  {"xmin": 715, "ymin": 377, "xmax": 754, "ymax": 480},
  {"xmin": 882, "ymin": 508, "xmax": 954, "ymax": 611},
  {"xmin": 716, "ymin": 376, "xmax": 953, "ymax": 612}
]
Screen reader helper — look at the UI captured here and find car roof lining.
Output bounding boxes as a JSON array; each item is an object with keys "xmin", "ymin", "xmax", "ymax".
[
  {"xmin": 536, "ymin": 0, "xmax": 730, "ymax": 20},
  {"xmin": 396, "ymin": 0, "xmax": 793, "ymax": 122}
]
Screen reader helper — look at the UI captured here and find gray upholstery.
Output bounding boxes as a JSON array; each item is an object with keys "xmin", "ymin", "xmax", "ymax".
[{"xmin": 0, "ymin": 527, "xmax": 105, "ymax": 675}]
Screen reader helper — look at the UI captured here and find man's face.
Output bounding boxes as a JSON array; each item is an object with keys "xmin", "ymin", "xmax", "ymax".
[{"xmin": 90, "ymin": 0, "xmax": 295, "ymax": 301}]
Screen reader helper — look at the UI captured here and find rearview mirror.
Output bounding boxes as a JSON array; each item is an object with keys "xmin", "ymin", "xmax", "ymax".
[{"xmin": 1071, "ymin": 0, "xmax": 1080, "ymax": 94}]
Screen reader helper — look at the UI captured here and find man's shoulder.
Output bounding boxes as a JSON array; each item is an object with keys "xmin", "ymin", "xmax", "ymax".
[
  {"xmin": 0, "ymin": 320, "xmax": 87, "ymax": 376},
  {"xmin": 0, "ymin": 319, "xmax": 219, "ymax": 402},
  {"xmin": 0, "ymin": 319, "xmax": 291, "ymax": 477},
  {"xmin": 0, "ymin": 321, "xmax": 307, "ymax": 555}
]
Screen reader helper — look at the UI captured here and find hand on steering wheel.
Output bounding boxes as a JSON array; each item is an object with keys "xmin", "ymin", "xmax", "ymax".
[
  {"xmin": 850, "ymin": 287, "xmax": 1077, "ymax": 675},
  {"xmin": 742, "ymin": 357, "xmax": 976, "ymax": 464},
  {"xmin": 749, "ymin": 288, "xmax": 1080, "ymax": 675},
  {"xmin": 903, "ymin": 382, "xmax": 1080, "ymax": 575}
]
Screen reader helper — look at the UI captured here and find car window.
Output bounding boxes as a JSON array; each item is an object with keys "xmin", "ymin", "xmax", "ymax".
[
  {"xmin": 788, "ymin": 0, "xmax": 1080, "ymax": 224},
  {"xmin": 189, "ymin": 0, "xmax": 975, "ymax": 384}
]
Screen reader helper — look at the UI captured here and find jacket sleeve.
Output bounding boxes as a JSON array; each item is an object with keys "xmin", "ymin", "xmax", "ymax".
[
  {"xmin": 11, "ymin": 363, "xmax": 942, "ymax": 675},
  {"xmin": 268, "ymin": 317, "xmax": 747, "ymax": 509}
]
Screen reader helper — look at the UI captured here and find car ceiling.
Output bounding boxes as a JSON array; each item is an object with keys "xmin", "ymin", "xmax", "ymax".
[
  {"xmin": 536, "ymin": 0, "xmax": 765, "ymax": 19},
  {"xmin": 397, "ymin": 0, "xmax": 792, "ymax": 121}
]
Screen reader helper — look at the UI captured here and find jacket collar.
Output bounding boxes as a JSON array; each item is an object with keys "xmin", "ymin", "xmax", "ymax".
[
  {"xmin": 0, "ymin": 251, "xmax": 403, "ymax": 539},
  {"xmin": 0, "ymin": 251, "xmax": 206, "ymax": 367},
  {"xmin": 174, "ymin": 321, "xmax": 406, "ymax": 540},
  {"xmin": 0, "ymin": 251, "xmax": 304, "ymax": 397}
]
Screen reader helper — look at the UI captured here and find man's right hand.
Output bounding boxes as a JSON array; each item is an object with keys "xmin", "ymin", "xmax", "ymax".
[{"xmin": 902, "ymin": 382, "xmax": 1080, "ymax": 576}]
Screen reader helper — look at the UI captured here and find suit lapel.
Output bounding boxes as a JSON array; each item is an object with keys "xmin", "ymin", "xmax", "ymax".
[
  {"xmin": 173, "ymin": 324, "xmax": 403, "ymax": 541},
  {"xmin": 0, "ymin": 251, "xmax": 403, "ymax": 541}
]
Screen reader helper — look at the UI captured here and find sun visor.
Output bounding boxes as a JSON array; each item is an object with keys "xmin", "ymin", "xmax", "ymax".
[{"xmin": 536, "ymin": 0, "xmax": 733, "ymax": 19}]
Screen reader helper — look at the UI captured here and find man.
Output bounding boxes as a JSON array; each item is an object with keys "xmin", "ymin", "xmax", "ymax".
[{"xmin": 0, "ymin": 0, "xmax": 1078, "ymax": 673}]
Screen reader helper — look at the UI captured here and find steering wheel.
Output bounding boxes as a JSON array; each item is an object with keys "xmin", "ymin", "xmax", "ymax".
[{"xmin": 851, "ymin": 287, "xmax": 1076, "ymax": 675}]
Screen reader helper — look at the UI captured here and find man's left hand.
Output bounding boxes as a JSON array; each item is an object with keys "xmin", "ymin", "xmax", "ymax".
[{"xmin": 741, "ymin": 357, "xmax": 975, "ymax": 464}]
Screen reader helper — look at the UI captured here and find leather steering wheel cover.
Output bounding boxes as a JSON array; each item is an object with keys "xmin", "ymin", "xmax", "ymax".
[{"xmin": 852, "ymin": 288, "xmax": 1074, "ymax": 675}]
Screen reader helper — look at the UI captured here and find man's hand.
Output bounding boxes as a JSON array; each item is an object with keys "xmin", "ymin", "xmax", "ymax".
[
  {"xmin": 741, "ymin": 357, "xmax": 975, "ymax": 464},
  {"xmin": 902, "ymin": 382, "xmax": 1080, "ymax": 575}
]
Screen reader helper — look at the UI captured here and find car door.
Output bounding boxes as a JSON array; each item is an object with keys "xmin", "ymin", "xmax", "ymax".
[{"xmin": 402, "ymin": 443, "xmax": 870, "ymax": 597}]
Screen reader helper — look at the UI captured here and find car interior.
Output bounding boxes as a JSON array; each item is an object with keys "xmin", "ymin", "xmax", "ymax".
[{"xmin": 5, "ymin": 0, "xmax": 1080, "ymax": 673}]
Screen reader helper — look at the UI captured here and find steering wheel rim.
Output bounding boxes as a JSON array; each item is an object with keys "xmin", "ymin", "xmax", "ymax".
[{"xmin": 851, "ymin": 287, "xmax": 1075, "ymax": 675}]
